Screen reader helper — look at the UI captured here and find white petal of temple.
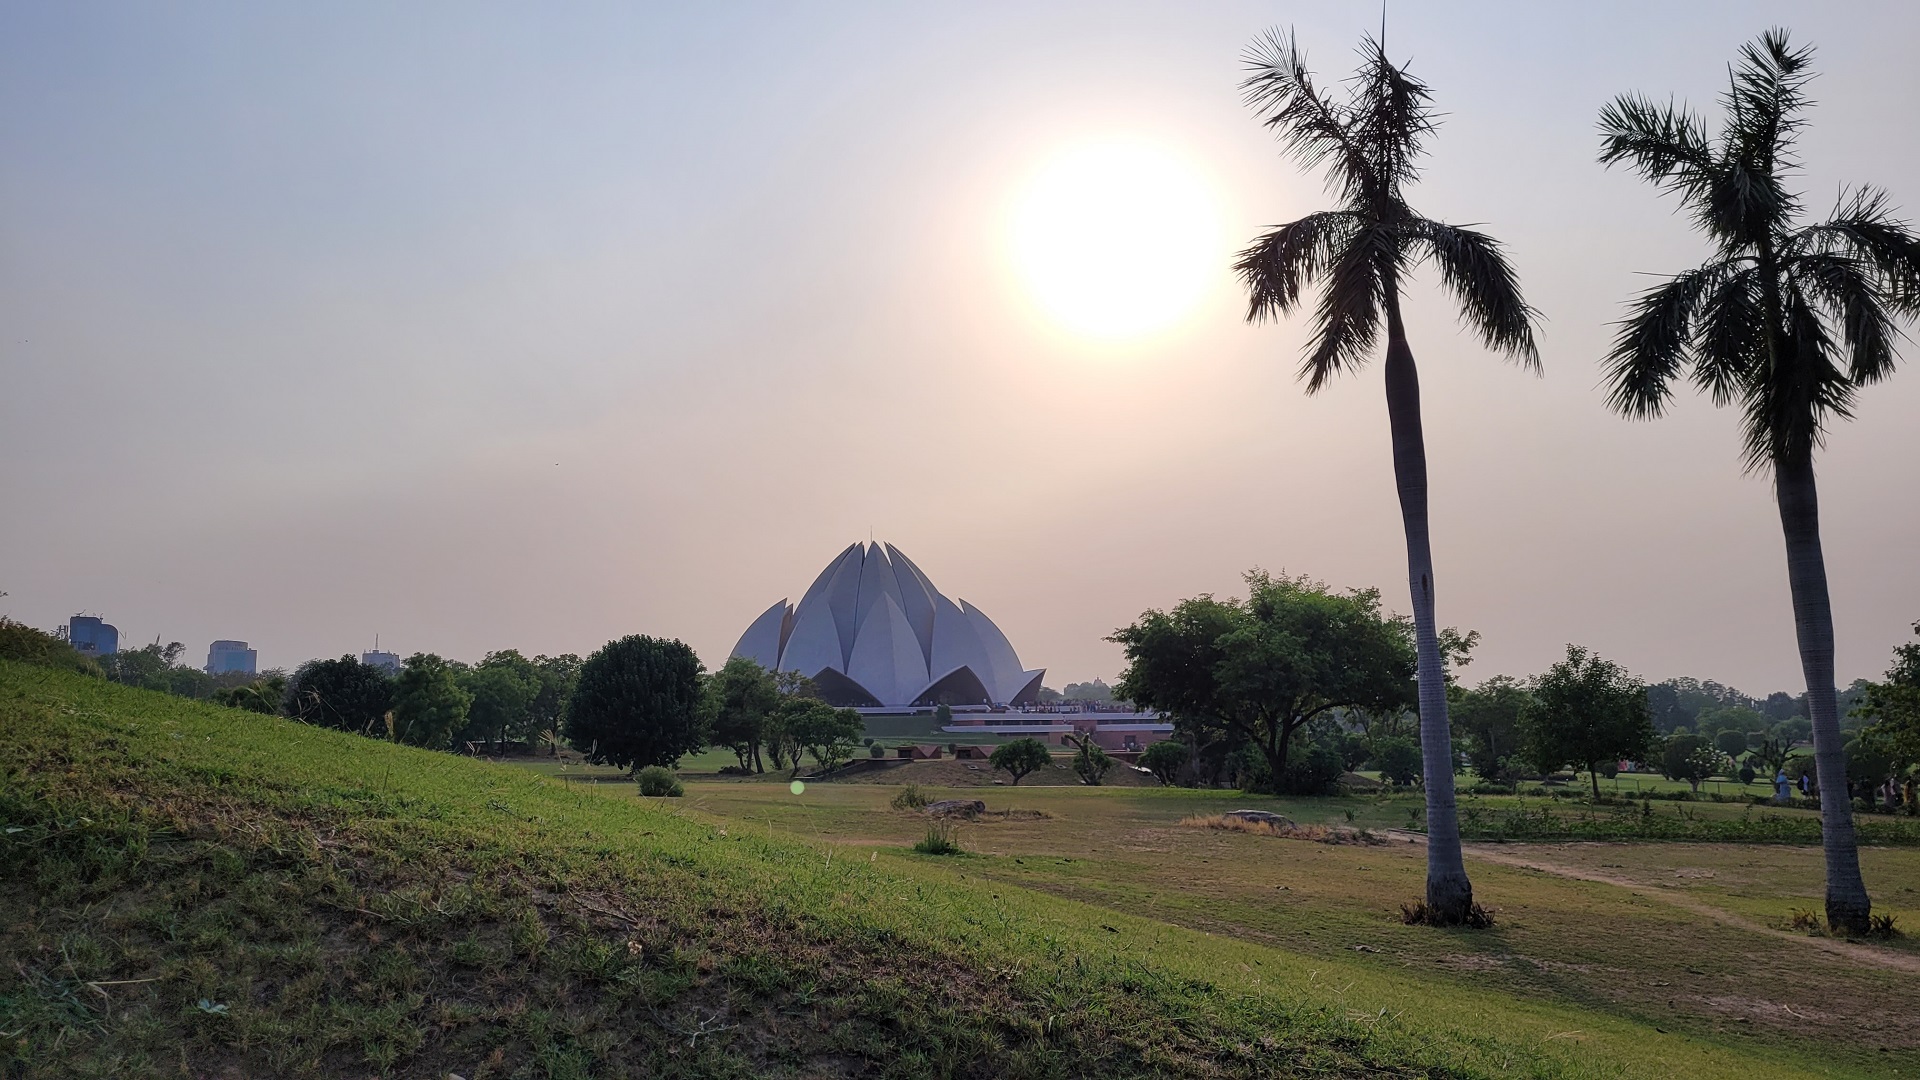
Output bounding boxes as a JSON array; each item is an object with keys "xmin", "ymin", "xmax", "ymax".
[{"xmin": 730, "ymin": 542, "xmax": 1045, "ymax": 709}]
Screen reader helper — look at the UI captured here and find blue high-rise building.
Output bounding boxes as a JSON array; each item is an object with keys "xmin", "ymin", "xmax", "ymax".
[
  {"xmin": 68, "ymin": 615, "xmax": 118, "ymax": 657},
  {"xmin": 207, "ymin": 640, "xmax": 257, "ymax": 675}
]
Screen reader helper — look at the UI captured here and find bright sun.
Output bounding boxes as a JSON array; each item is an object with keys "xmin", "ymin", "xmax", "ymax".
[{"xmin": 1009, "ymin": 140, "xmax": 1224, "ymax": 343}]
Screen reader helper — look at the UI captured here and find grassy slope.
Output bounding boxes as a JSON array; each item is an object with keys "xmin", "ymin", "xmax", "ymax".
[{"xmin": 0, "ymin": 664, "xmax": 1854, "ymax": 1080}]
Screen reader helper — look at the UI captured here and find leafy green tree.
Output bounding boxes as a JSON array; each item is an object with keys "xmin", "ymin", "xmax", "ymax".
[
  {"xmin": 1371, "ymin": 736, "xmax": 1422, "ymax": 787},
  {"xmin": 782, "ymin": 700, "xmax": 865, "ymax": 776},
  {"xmin": 991, "ymin": 738, "xmax": 1055, "ymax": 785},
  {"xmin": 1661, "ymin": 734, "xmax": 1721, "ymax": 793},
  {"xmin": 703, "ymin": 656, "xmax": 781, "ymax": 771},
  {"xmin": 1112, "ymin": 571, "xmax": 1417, "ymax": 789},
  {"xmin": 459, "ymin": 651, "xmax": 541, "ymax": 751},
  {"xmin": 1715, "ymin": 728, "xmax": 1752, "ymax": 763},
  {"xmin": 1451, "ymin": 675, "xmax": 1533, "ymax": 784},
  {"xmin": 1066, "ymin": 735, "xmax": 1112, "ymax": 786},
  {"xmin": 565, "ymin": 635, "xmax": 706, "ymax": 772},
  {"xmin": 287, "ymin": 656, "xmax": 394, "ymax": 735},
  {"xmin": 392, "ymin": 653, "xmax": 473, "ymax": 749},
  {"xmin": 1235, "ymin": 31, "xmax": 1537, "ymax": 924},
  {"xmin": 1855, "ymin": 621, "xmax": 1920, "ymax": 769},
  {"xmin": 1598, "ymin": 29, "xmax": 1920, "ymax": 934},
  {"xmin": 1523, "ymin": 645, "xmax": 1657, "ymax": 800},
  {"xmin": 1137, "ymin": 740, "xmax": 1189, "ymax": 786},
  {"xmin": 1062, "ymin": 679, "xmax": 1115, "ymax": 703},
  {"xmin": 529, "ymin": 654, "xmax": 582, "ymax": 741}
]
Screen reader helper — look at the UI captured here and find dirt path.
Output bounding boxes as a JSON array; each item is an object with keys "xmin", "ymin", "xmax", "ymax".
[{"xmin": 1386, "ymin": 830, "xmax": 1920, "ymax": 976}]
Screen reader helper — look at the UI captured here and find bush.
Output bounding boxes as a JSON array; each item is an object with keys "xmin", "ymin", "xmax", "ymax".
[
  {"xmin": 1241, "ymin": 741, "xmax": 1345, "ymax": 796},
  {"xmin": 636, "ymin": 766, "xmax": 684, "ymax": 797},
  {"xmin": 1139, "ymin": 740, "xmax": 1190, "ymax": 786},
  {"xmin": 890, "ymin": 783, "xmax": 929, "ymax": 810},
  {"xmin": 912, "ymin": 822, "xmax": 963, "ymax": 856},
  {"xmin": 869, "ymin": 743, "xmax": 885, "ymax": 758},
  {"xmin": 0, "ymin": 619, "xmax": 101, "ymax": 676},
  {"xmin": 1370, "ymin": 736, "xmax": 1421, "ymax": 786}
]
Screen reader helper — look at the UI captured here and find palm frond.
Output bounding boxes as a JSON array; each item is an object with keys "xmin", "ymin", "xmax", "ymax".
[
  {"xmin": 1234, "ymin": 211, "xmax": 1364, "ymax": 322},
  {"xmin": 1791, "ymin": 187, "xmax": 1920, "ymax": 316},
  {"xmin": 1597, "ymin": 93, "xmax": 1715, "ymax": 201},
  {"xmin": 1742, "ymin": 280, "xmax": 1851, "ymax": 472},
  {"xmin": 1602, "ymin": 263, "xmax": 1728, "ymax": 419},
  {"xmin": 1405, "ymin": 219, "xmax": 1539, "ymax": 367},
  {"xmin": 1788, "ymin": 250, "xmax": 1900, "ymax": 385},
  {"xmin": 1241, "ymin": 28, "xmax": 1374, "ymax": 205},
  {"xmin": 1724, "ymin": 28, "xmax": 1814, "ymax": 175},
  {"xmin": 1691, "ymin": 264, "xmax": 1766, "ymax": 408},
  {"xmin": 1299, "ymin": 226, "xmax": 1392, "ymax": 393},
  {"xmin": 1348, "ymin": 34, "xmax": 1435, "ymax": 195}
]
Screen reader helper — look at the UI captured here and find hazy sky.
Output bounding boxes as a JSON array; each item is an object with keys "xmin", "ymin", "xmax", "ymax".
[{"xmin": 4, "ymin": 1, "xmax": 1917, "ymax": 695}]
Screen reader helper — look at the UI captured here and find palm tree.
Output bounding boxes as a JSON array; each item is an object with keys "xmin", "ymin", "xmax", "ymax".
[
  {"xmin": 1234, "ymin": 30, "xmax": 1538, "ymax": 924},
  {"xmin": 1599, "ymin": 30, "xmax": 1920, "ymax": 935}
]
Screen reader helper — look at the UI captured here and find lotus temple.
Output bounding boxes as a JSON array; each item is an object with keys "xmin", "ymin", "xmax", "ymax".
[{"xmin": 730, "ymin": 541, "xmax": 1045, "ymax": 710}]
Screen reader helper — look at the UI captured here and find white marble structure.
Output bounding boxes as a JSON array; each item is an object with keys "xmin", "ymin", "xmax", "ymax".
[{"xmin": 731, "ymin": 542, "xmax": 1045, "ymax": 709}]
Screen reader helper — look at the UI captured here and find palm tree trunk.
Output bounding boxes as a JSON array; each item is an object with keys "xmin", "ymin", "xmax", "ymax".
[
  {"xmin": 1382, "ymin": 291, "xmax": 1475, "ymax": 923},
  {"xmin": 1775, "ymin": 450, "xmax": 1873, "ymax": 933}
]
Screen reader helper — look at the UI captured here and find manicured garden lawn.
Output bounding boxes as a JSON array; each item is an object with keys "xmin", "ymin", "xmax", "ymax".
[{"xmin": 5, "ymin": 662, "xmax": 1912, "ymax": 1078}]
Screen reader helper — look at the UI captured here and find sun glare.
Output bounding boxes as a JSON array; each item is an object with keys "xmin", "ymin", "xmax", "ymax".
[{"xmin": 1009, "ymin": 139, "xmax": 1224, "ymax": 343}]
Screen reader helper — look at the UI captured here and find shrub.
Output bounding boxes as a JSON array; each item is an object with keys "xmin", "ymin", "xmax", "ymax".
[
  {"xmin": 890, "ymin": 783, "xmax": 929, "ymax": 810},
  {"xmin": 912, "ymin": 822, "xmax": 963, "ymax": 856},
  {"xmin": 0, "ymin": 619, "xmax": 101, "ymax": 676},
  {"xmin": 636, "ymin": 766, "xmax": 684, "ymax": 797},
  {"xmin": 868, "ymin": 743, "xmax": 885, "ymax": 758},
  {"xmin": 1370, "ymin": 736, "xmax": 1421, "ymax": 786},
  {"xmin": 1139, "ymin": 740, "xmax": 1190, "ymax": 786}
]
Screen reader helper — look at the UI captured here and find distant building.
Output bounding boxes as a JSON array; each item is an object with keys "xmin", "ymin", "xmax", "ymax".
[
  {"xmin": 206, "ymin": 640, "xmax": 257, "ymax": 675},
  {"xmin": 362, "ymin": 650, "xmax": 401, "ymax": 675},
  {"xmin": 68, "ymin": 615, "xmax": 118, "ymax": 657}
]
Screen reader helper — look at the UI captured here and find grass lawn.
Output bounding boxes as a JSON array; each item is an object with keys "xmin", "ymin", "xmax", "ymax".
[{"xmin": 3, "ymin": 662, "xmax": 1912, "ymax": 1078}]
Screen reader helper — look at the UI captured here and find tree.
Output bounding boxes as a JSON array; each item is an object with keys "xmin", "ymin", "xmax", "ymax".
[
  {"xmin": 1715, "ymin": 728, "xmax": 1753, "ymax": 763},
  {"xmin": 703, "ymin": 657, "xmax": 781, "ymax": 771},
  {"xmin": 286, "ymin": 656, "xmax": 394, "ymax": 735},
  {"xmin": 991, "ymin": 738, "xmax": 1055, "ymax": 785},
  {"xmin": 1371, "ymin": 736, "xmax": 1422, "ymax": 787},
  {"xmin": 781, "ymin": 700, "xmax": 864, "ymax": 776},
  {"xmin": 392, "ymin": 653, "xmax": 473, "ymax": 749},
  {"xmin": 1597, "ymin": 30, "xmax": 1920, "ymax": 933},
  {"xmin": 1451, "ymin": 675, "xmax": 1533, "ymax": 784},
  {"xmin": 1523, "ymin": 645, "xmax": 1657, "ymax": 800},
  {"xmin": 459, "ymin": 650, "xmax": 541, "ymax": 752},
  {"xmin": 529, "ymin": 653, "xmax": 583, "ymax": 746},
  {"xmin": 1855, "ymin": 621, "xmax": 1920, "ymax": 770},
  {"xmin": 565, "ymin": 635, "xmax": 706, "ymax": 772},
  {"xmin": 1065, "ymin": 734, "xmax": 1112, "ymax": 786},
  {"xmin": 1235, "ymin": 30, "xmax": 1538, "ymax": 924},
  {"xmin": 1112, "ymin": 571, "xmax": 1417, "ymax": 789},
  {"xmin": 1750, "ymin": 735, "xmax": 1794, "ymax": 783},
  {"xmin": 1661, "ymin": 734, "xmax": 1720, "ymax": 793},
  {"xmin": 1062, "ymin": 679, "xmax": 1115, "ymax": 703}
]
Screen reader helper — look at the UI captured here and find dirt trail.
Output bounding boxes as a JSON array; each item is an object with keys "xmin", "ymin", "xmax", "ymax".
[{"xmin": 1386, "ymin": 830, "xmax": 1920, "ymax": 975}]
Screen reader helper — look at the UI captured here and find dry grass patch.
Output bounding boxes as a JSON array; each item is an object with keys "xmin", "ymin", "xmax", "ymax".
[{"xmin": 1179, "ymin": 814, "xmax": 1385, "ymax": 846}]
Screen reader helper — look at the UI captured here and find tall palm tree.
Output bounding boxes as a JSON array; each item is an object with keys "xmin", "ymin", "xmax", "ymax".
[
  {"xmin": 1599, "ymin": 30, "xmax": 1920, "ymax": 935},
  {"xmin": 1234, "ymin": 30, "xmax": 1538, "ymax": 924}
]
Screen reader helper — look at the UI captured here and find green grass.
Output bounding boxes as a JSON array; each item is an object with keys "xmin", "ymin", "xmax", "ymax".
[{"xmin": 0, "ymin": 662, "xmax": 1903, "ymax": 1078}]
